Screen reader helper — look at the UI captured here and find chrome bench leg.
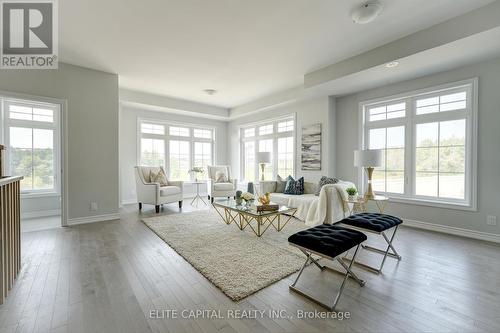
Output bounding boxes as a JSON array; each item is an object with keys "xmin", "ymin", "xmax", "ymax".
[
  {"xmin": 289, "ymin": 244, "xmax": 364, "ymax": 311},
  {"xmin": 344, "ymin": 225, "xmax": 401, "ymax": 274}
]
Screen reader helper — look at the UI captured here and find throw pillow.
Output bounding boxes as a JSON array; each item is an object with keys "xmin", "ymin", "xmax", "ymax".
[
  {"xmin": 215, "ymin": 170, "xmax": 228, "ymax": 183},
  {"xmin": 315, "ymin": 176, "xmax": 339, "ymax": 196},
  {"xmin": 276, "ymin": 175, "xmax": 288, "ymax": 193},
  {"xmin": 150, "ymin": 168, "xmax": 169, "ymax": 186},
  {"xmin": 284, "ymin": 176, "xmax": 305, "ymax": 195}
]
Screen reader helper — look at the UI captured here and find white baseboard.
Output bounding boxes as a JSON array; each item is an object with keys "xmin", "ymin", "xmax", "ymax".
[
  {"xmin": 121, "ymin": 199, "xmax": 137, "ymax": 206},
  {"xmin": 22, "ymin": 209, "xmax": 61, "ymax": 219},
  {"xmin": 121, "ymin": 194, "xmax": 208, "ymax": 206},
  {"xmin": 403, "ymin": 219, "xmax": 500, "ymax": 244},
  {"xmin": 67, "ymin": 213, "xmax": 120, "ymax": 226}
]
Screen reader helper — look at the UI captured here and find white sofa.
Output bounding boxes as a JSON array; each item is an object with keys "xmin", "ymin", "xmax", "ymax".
[
  {"xmin": 259, "ymin": 179, "xmax": 355, "ymax": 225},
  {"xmin": 134, "ymin": 166, "xmax": 184, "ymax": 213},
  {"xmin": 207, "ymin": 165, "xmax": 237, "ymax": 203}
]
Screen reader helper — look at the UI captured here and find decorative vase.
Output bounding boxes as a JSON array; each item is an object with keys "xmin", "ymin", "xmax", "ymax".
[{"xmin": 348, "ymin": 194, "xmax": 357, "ymax": 201}]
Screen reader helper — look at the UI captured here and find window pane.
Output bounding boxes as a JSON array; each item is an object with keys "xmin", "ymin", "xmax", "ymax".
[
  {"xmin": 416, "ymin": 147, "xmax": 438, "ymax": 172},
  {"xmin": 277, "ymin": 120, "xmax": 294, "ymax": 133},
  {"xmin": 440, "ymin": 119, "xmax": 465, "ymax": 146},
  {"xmin": 386, "ymin": 148, "xmax": 404, "ymax": 170},
  {"xmin": 193, "ymin": 142, "xmax": 212, "ymax": 179},
  {"xmin": 33, "ymin": 129, "xmax": 54, "ymax": 190},
  {"xmin": 259, "ymin": 124, "xmax": 273, "ymax": 136},
  {"xmin": 369, "ymin": 128, "xmax": 385, "ymax": 149},
  {"xmin": 440, "ymin": 101, "xmax": 466, "ymax": 112},
  {"xmin": 259, "ymin": 139, "xmax": 273, "ymax": 180},
  {"xmin": 368, "ymin": 102, "xmax": 405, "ymax": 121},
  {"xmin": 277, "ymin": 136, "xmax": 294, "ymax": 177},
  {"xmin": 9, "ymin": 104, "xmax": 54, "ymax": 122},
  {"xmin": 140, "ymin": 138, "xmax": 165, "ymax": 167},
  {"xmin": 439, "ymin": 173, "xmax": 465, "ymax": 199},
  {"xmin": 439, "ymin": 146, "xmax": 465, "ymax": 173},
  {"xmin": 193, "ymin": 129, "xmax": 212, "ymax": 139},
  {"xmin": 141, "ymin": 123, "xmax": 165, "ymax": 135},
  {"xmin": 169, "ymin": 126, "xmax": 189, "ymax": 137},
  {"xmin": 169, "ymin": 140, "xmax": 190, "ymax": 180},
  {"xmin": 372, "ymin": 170, "xmax": 385, "ymax": 193},
  {"xmin": 10, "ymin": 127, "xmax": 33, "ymax": 191},
  {"xmin": 416, "ymin": 122, "xmax": 438, "ymax": 147},
  {"xmin": 33, "ymin": 108, "xmax": 54, "ymax": 122},
  {"xmin": 387, "ymin": 126, "xmax": 404, "ymax": 148},
  {"xmin": 416, "ymin": 172, "xmax": 438, "ymax": 197},
  {"xmin": 416, "ymin": 90, "xmax": 467, "ymax": 115},
  {"xmin": 386, "ymin": 171, "xmax": 404, "ymax": 194},
  {"xmin": 244, "ymin": 128, "xmax": 255, "ymax": 138},
  {"xmin": 244, "ymin": 141, "xmax": 255, "ymax": 181}
]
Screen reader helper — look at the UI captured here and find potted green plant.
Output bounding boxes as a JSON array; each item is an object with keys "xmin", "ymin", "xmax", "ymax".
[{"xmin": 346, "ymin": 187, "xmax": 358, "ymax": 201}]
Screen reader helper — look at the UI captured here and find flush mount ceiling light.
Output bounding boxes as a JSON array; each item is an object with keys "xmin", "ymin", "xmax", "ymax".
[
  {"xmin": 351, "ymin": 1, "xmax": 383, "ymax": 24},
  {"xmin": 203, "ymin": 89, "xmax": 217, "ymax": 95},
  {"xmin": 385, "ymin": 61, "xmax": 399, "ymax": 68}
]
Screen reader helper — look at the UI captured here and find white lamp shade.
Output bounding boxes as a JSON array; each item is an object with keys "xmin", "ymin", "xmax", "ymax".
[
  {"xmin": 257, "ymin": 152, "xmax": 271, "ymax": 163},
  {"xmin": 354, "ymin": 149, "xmax": 382, "ymax": 167}
]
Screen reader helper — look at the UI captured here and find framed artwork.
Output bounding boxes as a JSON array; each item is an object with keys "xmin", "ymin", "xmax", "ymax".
[{"xmin": 301, "ymin": 123, "xmax": 321, "ymax": 170}]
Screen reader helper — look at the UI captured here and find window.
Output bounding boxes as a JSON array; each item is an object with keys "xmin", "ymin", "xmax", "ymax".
[
  {"xmin": 169, "ymin": 140, "xmax": 190, "ymax": 181},
  {"xmin": 138, "ymin": 119, "xmax": 214, "ymax": 181},
  {"xmin": 141, "ymin": 123, "xmax": 165, "ymax": 135},
  {"xmin": 169, "ymin": 126, "xmax": 189, "ymax": 137},
  {"xmin": 240, "ymin": 116, "xmax": 295, "ymax": 181},
  {"xmin": 361, "ymin": 80, "xmax": 476, "ymax": 208},
  {"xmin": 4, "ymin": 100, "xmax": 60, "ymax": 194}
]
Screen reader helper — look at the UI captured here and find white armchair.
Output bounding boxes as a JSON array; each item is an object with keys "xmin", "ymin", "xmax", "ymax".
[
  {"xmin": 207, "ymin": 165, "xmax": 237, "ymax": 203},
  {"xmin": 134, "ymin": 166, "xmax": 183, "ymax": 213}
]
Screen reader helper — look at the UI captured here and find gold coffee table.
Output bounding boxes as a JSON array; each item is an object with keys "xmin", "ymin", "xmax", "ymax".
[{"xmin": 212, "ymin": 199, "xmax": 297, "ymax": 237}]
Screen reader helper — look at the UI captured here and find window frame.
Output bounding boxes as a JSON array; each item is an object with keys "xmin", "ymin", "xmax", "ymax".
[
  {"xmin": 3, "ymin": 99, "xmax": 61, "ymax": 197},
  {"xmin": 137, "ymin": 118, "xmax": 216, "ymax": 181},
  {"xmin": 358, "ymin": 78, "xmax": 477, "ymax": 211},
  {"xmin": 239, "ymin": 114, "xmax": 296, "ymax": 182}
]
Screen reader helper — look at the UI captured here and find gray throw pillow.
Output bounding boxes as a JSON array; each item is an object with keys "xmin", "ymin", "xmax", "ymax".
[
  {"xmin": 276, "ymin": 175, "xmax": 288, "ymax": 193},
  {"xmin": 284, "ymin": 176, "xmax": 304, "ymax": 195},
  {"xmin": 315, "ymin": 176, "xmax": 339, "ymax": 196}
]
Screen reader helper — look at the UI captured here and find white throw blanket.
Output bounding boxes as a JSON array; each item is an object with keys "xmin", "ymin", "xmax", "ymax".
[{"xmin": 305, "ymin": 181, "xmax": 354, "ymax": 226}]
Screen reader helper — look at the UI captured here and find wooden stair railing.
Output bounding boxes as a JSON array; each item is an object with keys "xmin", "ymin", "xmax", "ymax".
[{"xmin": 0, "ymin": 144, "xmax": 23, "ymax": 304}]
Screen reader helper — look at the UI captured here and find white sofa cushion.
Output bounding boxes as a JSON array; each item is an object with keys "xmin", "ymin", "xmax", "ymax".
[
  {"xmin": 160, "ymin": 186, "xmax": 181, "ymax": 196},
  {"xmin": 213, "ymin": 182, "xmax": 234, "ymax": 191}
]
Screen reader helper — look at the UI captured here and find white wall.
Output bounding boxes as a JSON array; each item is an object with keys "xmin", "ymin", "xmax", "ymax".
[
  {"xmin": 119, "ymin": 106, "xmax": 228, "ymax": 204},
  {"xmin": 0, "ymin": 63, "xmax": 120, "ymax": 221},
  {"xmin": 228, "ymin": 96, "xmax": 336, "ymax": 184},
  {"xmin": 335, "ymin": 56, "xmax": 500, "ymax": 235}
]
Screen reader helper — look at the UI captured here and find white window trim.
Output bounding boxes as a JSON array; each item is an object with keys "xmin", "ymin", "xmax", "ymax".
[
  {"xmin": 239, "ymin": 113, "xmax": 296, "ymax": 182},
  {"xmin": 2, "ymin": 98, "xmax": 61, "ymax": 197},
  {"xmin": 136, "ymin": 117, "xmax": 216, "ymax": 180},
  {"xmin": 358, "ymin": 78, "xmax": 478, "ymax": 211}
]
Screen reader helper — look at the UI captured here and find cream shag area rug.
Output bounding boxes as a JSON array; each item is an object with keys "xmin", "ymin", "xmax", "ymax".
[{"xmin": 142, "ymin": 209, "xmax": 308, "ymax": 301}]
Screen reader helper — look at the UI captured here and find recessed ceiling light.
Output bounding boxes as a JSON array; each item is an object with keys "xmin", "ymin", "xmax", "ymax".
[
  {"xmin": 351, "ymin": 1, "xmax": 383, "ymax": 24},
  {"xmin": 385, "ymin": 61, "xmax": 399, "ymax": 68},
  {"xmin": 203, "ymin": 89, "xmax": 217, "ymax": 95}
]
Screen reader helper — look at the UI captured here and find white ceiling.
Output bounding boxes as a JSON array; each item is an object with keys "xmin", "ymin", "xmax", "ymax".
[{"xmin": 60, "ymin": 0, "xmax": 495, "ymax": 108}]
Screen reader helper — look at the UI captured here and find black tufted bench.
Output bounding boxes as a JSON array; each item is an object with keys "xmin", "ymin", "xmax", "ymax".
[
  {"xmin": 337, "ymin": 213, "xmax": 403, "ymax": 274},
  {"xmin": 288, "ymin": 224, "xmax": 367, "ymax": 310}
]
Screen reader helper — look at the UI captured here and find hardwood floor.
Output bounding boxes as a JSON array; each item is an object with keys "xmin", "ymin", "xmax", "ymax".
[{"xmin": 1, "ymin": 203, "xmax": 499, "ymax": 333}]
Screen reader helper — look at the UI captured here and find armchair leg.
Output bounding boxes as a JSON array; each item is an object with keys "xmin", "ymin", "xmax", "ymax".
[
  {"xmin": 211, "ymin": 197, "xmax": 214, "ymax": 203},
  {"xmin": 179, "ymin": 201, "xmax": 183, "ymax": 209},
  {"xmin": 155, "ymin": 205, "xmax": 160, "ymax": 213},
  {"xmin": 208, "ymin": 195, "xmax": 211, "ymax": 200},
  {"xmin": 138, "ymin": 202, "xmax": 142, "ymax": 210}
]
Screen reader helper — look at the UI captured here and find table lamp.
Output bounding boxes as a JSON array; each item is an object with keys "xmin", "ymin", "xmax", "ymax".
[
  {"xmin": 257, "ymin": 152, "xmax": 271, "ymax": 181},
  {"xmin": 354, "ymin": 149, "xmax": 382, "ymax": 199}
]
